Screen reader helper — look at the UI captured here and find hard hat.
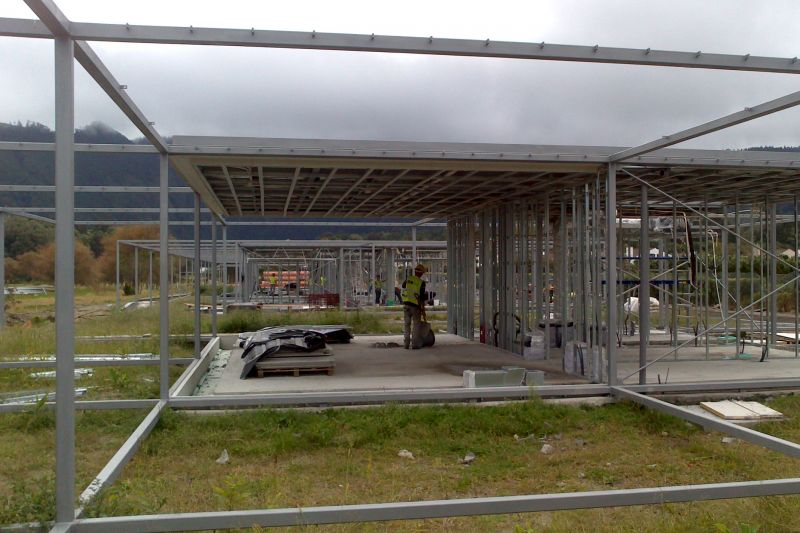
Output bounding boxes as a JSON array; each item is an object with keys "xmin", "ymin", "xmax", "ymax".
[{"xmin": 414, "ymin": 263, "xmax": 427, "ymax": 273}]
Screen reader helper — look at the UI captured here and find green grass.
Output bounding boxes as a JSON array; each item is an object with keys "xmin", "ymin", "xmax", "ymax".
[
  {"xmin": 3, "ymin": 396, "xmax": 800, "ymax": 529},
  {"xmin": 0, "ymin": 409, "xmax": 148, "ymax": 525},
  {"xmin": 63, "ymin": 396, "xmax": 800, "ymax": 531},
  {"xmin": 218, "ymin": 309, "xmax": 393, "ymax": 335}
]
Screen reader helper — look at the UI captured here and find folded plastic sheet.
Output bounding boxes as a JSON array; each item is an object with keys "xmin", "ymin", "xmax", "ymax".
[
  {"xmin": 240, "ymin": 328, "xmax": 328, "ymax": 379},
  {"xmin": 238, "ymin": 325, "xmax": 352, "ymax": 349}
]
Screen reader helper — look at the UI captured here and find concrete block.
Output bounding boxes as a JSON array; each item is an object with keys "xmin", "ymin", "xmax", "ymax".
[
  {"xmin": 463, "ymin": 370, "xmax": 508, "ymax": 388},
  {"xmin": 501, "ymin": 366, "xmax": 526, "ymax": 386},
  {"xmin": 524, "ymin": 370, "xmax": 545, "ymax": 386}
]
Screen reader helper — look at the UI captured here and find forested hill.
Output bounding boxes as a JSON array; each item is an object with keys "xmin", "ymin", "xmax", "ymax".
[
  {"xmin": 0, "ymin": 121, "xmax": 443, "ymax": 242},
  {"xmin": 0, "ymin": 121, "xmax": 181, "ymax": 210}
]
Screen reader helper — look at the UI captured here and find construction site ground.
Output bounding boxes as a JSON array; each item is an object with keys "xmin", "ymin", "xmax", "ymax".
[{"xmin": 210, "ymin": 334, "xmax": 582, "ymax": 395}]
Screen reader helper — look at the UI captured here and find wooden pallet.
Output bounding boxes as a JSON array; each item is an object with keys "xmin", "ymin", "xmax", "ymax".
[
  {"xmin": 254, "ymin": 355, "xmax": 335, "ymax": 378},
  {"xmin": 256, "ymin": 365, "xmax": 334, "ymax": 377}
]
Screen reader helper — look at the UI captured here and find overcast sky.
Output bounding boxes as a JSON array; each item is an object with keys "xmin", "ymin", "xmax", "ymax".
[{"xmin": 2, "ymin": 0, "xmax": 800, "ymax": 149}]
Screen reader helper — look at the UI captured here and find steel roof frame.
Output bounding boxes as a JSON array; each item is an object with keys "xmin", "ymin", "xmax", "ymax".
[{"xmin": 5, "ymin": 0, "xmax": 800, "ymax": 530}]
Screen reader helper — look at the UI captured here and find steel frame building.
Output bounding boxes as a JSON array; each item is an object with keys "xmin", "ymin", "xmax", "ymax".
[{"xmin": 4, "ymin": 1, "xmax": 800, "ymax": 531}]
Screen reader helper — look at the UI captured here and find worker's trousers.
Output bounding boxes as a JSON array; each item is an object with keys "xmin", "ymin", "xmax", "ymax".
[{"xmin": 403, "ymin": 305, "xmax": 423, "ymax": 349}]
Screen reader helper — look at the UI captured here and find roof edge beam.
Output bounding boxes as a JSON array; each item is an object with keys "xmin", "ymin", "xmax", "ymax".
[
  {"xmin": 612, "ymin": 88, "xmax": 800, "ymax": 162},
  {"xmin": 2, "ymin": 17, "xmax": 798, "ymax": 75}
]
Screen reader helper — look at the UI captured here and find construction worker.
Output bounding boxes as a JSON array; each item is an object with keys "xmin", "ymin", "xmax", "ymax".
[
  {"xmin": 374, "ymin": 277, "xmax": 384, "ymax": 305},
  {"xmin": 269, "ymin": 273, "xmax": 278, "ymax": 303},
  {"xmin": 401, "ymin": 264, "xmax": 428, "ymax": 349}
]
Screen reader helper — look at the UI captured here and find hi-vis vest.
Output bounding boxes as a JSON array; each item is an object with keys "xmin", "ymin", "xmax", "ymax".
[{"xmin": 401, "ymin": 275, "xmax": 423, "ymax": 305}]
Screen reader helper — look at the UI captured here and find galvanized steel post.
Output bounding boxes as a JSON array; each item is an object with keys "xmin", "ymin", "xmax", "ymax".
[
  {"xmin": 639, "ymin": 183, "xmax": 649, "ymax": 385},
  {"xmin": 194, "ymin": 193, "xmax": 201, "ymax": 358},
  {"xmin": 607, "ymin": 164, "xmax": 618, "ymax": 385},
  {"xmin": 222, "ymin": 225, "xmax": 227, "ymax": 314},
  {"xmin": 0, "ymin": 212, "xmax": 4, "ymax": 330},
  {"xmin": 211, "ymin": 216, "xmax": 218, "ymax": 337},
  {"xmin": 54, "ymin": 33, "xmax": 76, "ymax": 524},
  {"xmin": 159, "ymin": 153, "xmax": 169, "ymax": 400}
]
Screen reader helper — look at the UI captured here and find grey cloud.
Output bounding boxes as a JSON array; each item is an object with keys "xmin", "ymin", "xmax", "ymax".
[{"xmin": 2, "ymin": 0, "xmax": 800, "ymax": 150}]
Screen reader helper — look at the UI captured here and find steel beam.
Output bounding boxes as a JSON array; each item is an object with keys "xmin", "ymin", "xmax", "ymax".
[
  {"xmin": 221, "ymin": 166, "xmax": 243, "ymax": 215},
  {"xmin": 171, "ymin": 384, "xmax": 611, "ymax": 406},
  {"xmin": 0, "ymin": 185, "xmax": 191, "ymax": 192},
  {"xmin": 68, "ymin": 478, "xmax": 800, "ymax": 533},
  {"xmin": 0, "ymin": 357, "xmax": 192, "ymax": 369},
  {"xmin": 283, "ymin": 167, "xmax": 300, "ymax": 215},
  {"xmin": 5, "ymin": 17, "xmax": 800, "ymax": 74},
  {"xmin": 1, "ymin": 207, "xmax": 206, "ymax": 213},
  {"xmin": 612, "ymin": 387, "xmax": 800, "ymax": 458},
  {"xmin": 257, "ymin": 166, "xmax": 265, "ymax": 215},
  {"xmin": 303, "ymin": 168, "xmax": 336, "ymax": 215},
  {"xmin": 73, "ymin": 42, "xmax": 169, "ymax": 153},
  {"xmin": 0, "ymin": 399, "xmax": 160, "ymax": 414},
  {"xmin": 326, "ymin": 168, "xmax": 373, "ymax": 215},
  {"xmin": 0, "ymin": 140, "xmax": 158, "ymax": 153},
  {"xmin": 77, "ymin": 401, "xmax": 166, "ymax": 513},
  {"xmin": 346, "ymin": 169, "xmax": 409, "ymax": 216},
  {"xmin": 20, "ymin": 2, "xmax": 167, "ymax": 153},
  {"xmin": 20, "ymin": 1, "xmax": 68, "ymax": 37},
  {"xmin": 611, "ymin": 89, "xmax": 800, "ymax": 161}
]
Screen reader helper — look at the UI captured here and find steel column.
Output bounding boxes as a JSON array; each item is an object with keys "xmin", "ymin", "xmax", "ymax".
[
  {"xmin": 134, "ymin": 245, "xmax": 139, "ymax": 295},
  {"xmin": 412, "ymin": 227, "xmax": 417, "ymax": 265},
  {"xmin": 159, "ymin": 154, "xmax": 169, "ymax": 401},
  {"xmin": 222, "ymin": 225, "xmax": 227, "ymax": 314},
  {"xmin": 338, "ymin": 247, "xmax": 345, "ymax": 309},
  {"xmin": 54, "ymin": 33, "xmax": 76, "ymax": 524},
  {"xmin": 193, "ymin": 194, "xmax": 201, "ymax": 358},
  {"xmin": 116, "ymin": 239, "xmax": 120, "ymax": 309},
  {"xmin": 211, "ymin": 217, "xmax": 218, "ymax": 337},
  {"xmin": 0, "ymin": 212, "xmax": 4, "ymax": 330},
  {"xmin": 606, "ymin": 164, "xmax": 618, "ymax": 385},
  {"xmin": 148, "ymin": 251, "xmax": 153, "ymax": 305},
  {"xmin": 560, "ymin": 194, "xmax": 568, "ymax": 352},
  {"xmin": 639, "ymin": 184, "xmax": 649, "ymax": 384},
  {"xmin": 769, "ymin": 201, "xmax": 777, "ymax": 346}
]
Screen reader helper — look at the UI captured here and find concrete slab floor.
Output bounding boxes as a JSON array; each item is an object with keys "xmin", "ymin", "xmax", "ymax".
[
  {"xmin": 208, "ymin": 334, "xmax": 585, "ymax": 395},
  {"xmin": 617, "ymin": 346, "xmax": 800, "ymax": 384}
]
